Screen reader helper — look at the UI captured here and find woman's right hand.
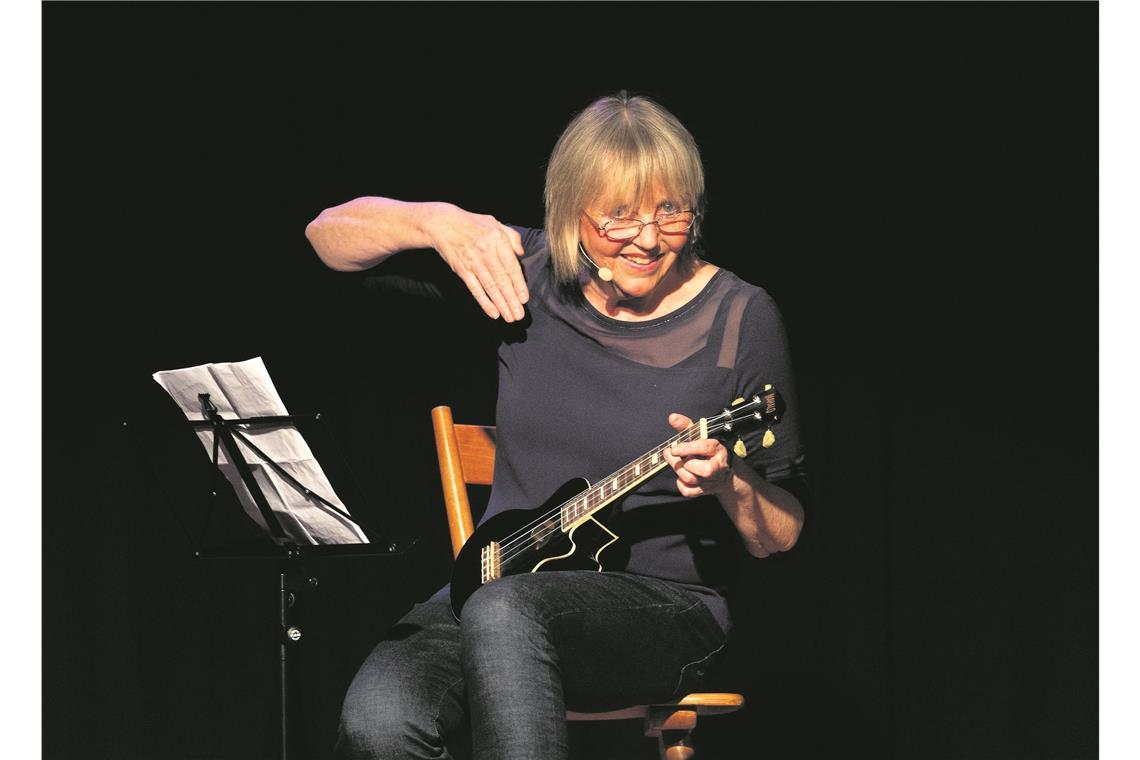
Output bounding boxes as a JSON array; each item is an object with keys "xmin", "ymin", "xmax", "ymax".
[{"xmin": 426, "ymin": 204, "xmax": 529, "ymax": 322}]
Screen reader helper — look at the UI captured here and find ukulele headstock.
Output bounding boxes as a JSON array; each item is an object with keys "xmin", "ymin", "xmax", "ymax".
[{"xmin": 703, "ymin": 385, "xmax": 786, "ymax": 453}]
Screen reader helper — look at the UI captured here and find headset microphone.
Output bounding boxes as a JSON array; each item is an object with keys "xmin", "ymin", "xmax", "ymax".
[{"xmin": 577, "ymin": 243, "xmax": 614, "ymax": 282}]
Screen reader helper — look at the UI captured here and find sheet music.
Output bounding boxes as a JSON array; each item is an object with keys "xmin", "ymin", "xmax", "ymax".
[{"xmin": 153, "ymin": 357, "xmax": 369, "ymax": 545}]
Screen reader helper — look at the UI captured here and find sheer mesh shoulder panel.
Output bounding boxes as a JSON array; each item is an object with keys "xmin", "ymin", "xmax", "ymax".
[
  {"xmin": 715, "ymin": 290, "xmax": 752, "ymax": 369},
  {"xmin": 510, "ymin": 227, "xmax": 763, "ymax": 371},
  {"xmin": 534, "ymin": 268, "xmax": 758, "ymax": 370}
]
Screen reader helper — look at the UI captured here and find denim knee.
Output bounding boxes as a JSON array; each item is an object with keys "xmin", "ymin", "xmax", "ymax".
[
  {"xmin": 336, "ymin": 672, "xmax": 456, "ymax": 760},
  {"xmin": 460, "ymin": 577, "xmax": 547, "ymax": 641}
]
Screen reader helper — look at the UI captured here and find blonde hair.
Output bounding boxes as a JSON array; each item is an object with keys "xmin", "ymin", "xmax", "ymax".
[{"xmin": 544, "ymin": 92, "xmax": 706, "ymax": 287}]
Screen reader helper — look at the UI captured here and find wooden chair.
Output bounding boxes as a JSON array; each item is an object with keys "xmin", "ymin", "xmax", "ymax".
[{"xmin": 431, "ymin": 405, "xmax": 744, "ymax": 760}]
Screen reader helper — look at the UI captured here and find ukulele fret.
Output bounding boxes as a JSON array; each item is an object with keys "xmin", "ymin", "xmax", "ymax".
[
  {"xmin": 558, "ymin": 445, "xmax": 675, "ymax": 530},
  {"xmin": 557, "ymin": 403, "xmax": 768, "ymax": 533}
]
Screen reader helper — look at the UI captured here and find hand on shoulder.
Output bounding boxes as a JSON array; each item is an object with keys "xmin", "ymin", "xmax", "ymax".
[{"xmin": 425, "ymin": 203, "xmax": 529, "ymax": 322}]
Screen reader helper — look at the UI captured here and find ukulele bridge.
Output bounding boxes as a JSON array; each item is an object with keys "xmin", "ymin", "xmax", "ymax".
[{"xmin": 480, "ymin": 541, "xmax": 502, "ymax": 584}]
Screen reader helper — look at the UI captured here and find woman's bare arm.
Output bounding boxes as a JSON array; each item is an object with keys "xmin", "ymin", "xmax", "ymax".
[{"xmin": 305, "ymin": 196, "xmax": 529, "ymax": 321}]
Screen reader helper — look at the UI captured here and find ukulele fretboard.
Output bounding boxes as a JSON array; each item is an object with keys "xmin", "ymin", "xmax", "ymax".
[{"xmin": 558, "ymin": 422, "xmax": 706, "ymax": 529}]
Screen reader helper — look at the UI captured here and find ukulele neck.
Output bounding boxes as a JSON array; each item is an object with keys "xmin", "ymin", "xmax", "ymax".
[{"xmin": 558, "ymin": 420, "xmax": 706, "ymax": 531}]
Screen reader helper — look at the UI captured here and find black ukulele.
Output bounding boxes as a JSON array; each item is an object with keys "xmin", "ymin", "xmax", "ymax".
[{"xmin": 449, "ymin": 386, "xmax": 786, "ymax": 619}]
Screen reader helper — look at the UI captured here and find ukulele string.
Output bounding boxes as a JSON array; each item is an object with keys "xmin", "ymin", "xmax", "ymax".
[
  {"xmin": 497, "ymin": 419, "xmax": 740, "ymax": 566},
  {"xmin": 494, "ymin": 425, "xmax": 698, "ymax": 562},
  {"xmin": 495, "ymin": 419, "xmax": 740, "ymax": 567},
  {"xmin": 492, "ymin": 425, "xmax": 702, "ymax": 564}
]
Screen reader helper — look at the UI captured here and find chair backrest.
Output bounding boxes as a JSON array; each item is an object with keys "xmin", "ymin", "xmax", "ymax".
[{"xmin": 431, "ymin": 405, "xmax": 496, "ymax": 558}]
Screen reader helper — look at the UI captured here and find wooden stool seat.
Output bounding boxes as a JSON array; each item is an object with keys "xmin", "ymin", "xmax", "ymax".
[
  {"xmin": 567, "ymin": 692, "xmax": 745, "ymax": 721},
  {"xmin": 431, "ymin": 406, "xmax": 745, "ymax": 759}
]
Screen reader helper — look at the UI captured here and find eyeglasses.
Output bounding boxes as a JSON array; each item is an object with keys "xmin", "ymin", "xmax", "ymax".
[{"xmin": 582, "ymin": 209, "xmax": 696, "ymax": 242}]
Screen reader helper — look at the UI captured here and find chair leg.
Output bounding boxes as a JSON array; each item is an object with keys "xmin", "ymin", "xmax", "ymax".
[
  {"xmin": 657, "ymin": 729, "xmax": 696, "ymax": 760},
  {"xmin": 646, "ymin": 707, "xmax": 699, "ymax": 760}
]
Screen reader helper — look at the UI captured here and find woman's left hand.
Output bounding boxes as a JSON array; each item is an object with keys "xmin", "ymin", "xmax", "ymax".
[{"xmin": 663, "ymin": 413, "xmax": 735, "ymax": 498}]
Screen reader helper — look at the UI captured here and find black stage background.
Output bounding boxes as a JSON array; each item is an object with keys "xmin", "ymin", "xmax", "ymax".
[{"xmin": 43, "ymin": 3, "xmax": 1097, "ymax": 759}]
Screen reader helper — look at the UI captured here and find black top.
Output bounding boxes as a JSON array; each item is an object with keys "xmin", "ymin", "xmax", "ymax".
[{"xmin": 472, "ymin": 228, "xmax": 807, "ymax": 631}]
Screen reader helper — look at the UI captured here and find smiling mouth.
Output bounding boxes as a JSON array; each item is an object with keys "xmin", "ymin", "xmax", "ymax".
[{"xmin": 619, "ymin": 253, "xmax": 662, "ymax": 266}]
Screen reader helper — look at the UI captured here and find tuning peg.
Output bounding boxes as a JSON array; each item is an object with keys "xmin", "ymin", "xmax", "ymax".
[
  {"xmin": 762, "ymin": 429, "xmax": 776, "ymax": 449},
  {"xmin": 731, "ymin": 397, "xmax": 745, "ymax": 406},
  {"xmin": 733, "ymin": 438, "xmax": 748, "ymax": 458}
]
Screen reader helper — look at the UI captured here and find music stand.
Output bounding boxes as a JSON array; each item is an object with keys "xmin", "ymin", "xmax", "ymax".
[{"xmin": 132, "ymin": 386, "xmax": 415, "ymax": 760}]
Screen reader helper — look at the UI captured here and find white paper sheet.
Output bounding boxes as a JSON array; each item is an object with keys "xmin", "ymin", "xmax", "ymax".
[{"xmin": 153, "ymin": 357, "xmax": 369, "ymax": 545}]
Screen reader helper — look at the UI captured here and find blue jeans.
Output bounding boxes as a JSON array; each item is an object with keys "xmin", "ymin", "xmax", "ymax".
[{"xmin": 335, "ymin": 570, "xmax": 729, "ymax": 760}]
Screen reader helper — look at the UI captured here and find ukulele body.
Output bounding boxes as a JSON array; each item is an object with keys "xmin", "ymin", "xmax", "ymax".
[{"xmin": 449, "ymin": 477, "xmax": 627, "ymax": 620}]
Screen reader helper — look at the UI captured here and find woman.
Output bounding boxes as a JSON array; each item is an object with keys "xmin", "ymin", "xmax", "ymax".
[{"xmin": 307, "ymin": 92, "xmax": 807, "ymax": 760}]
